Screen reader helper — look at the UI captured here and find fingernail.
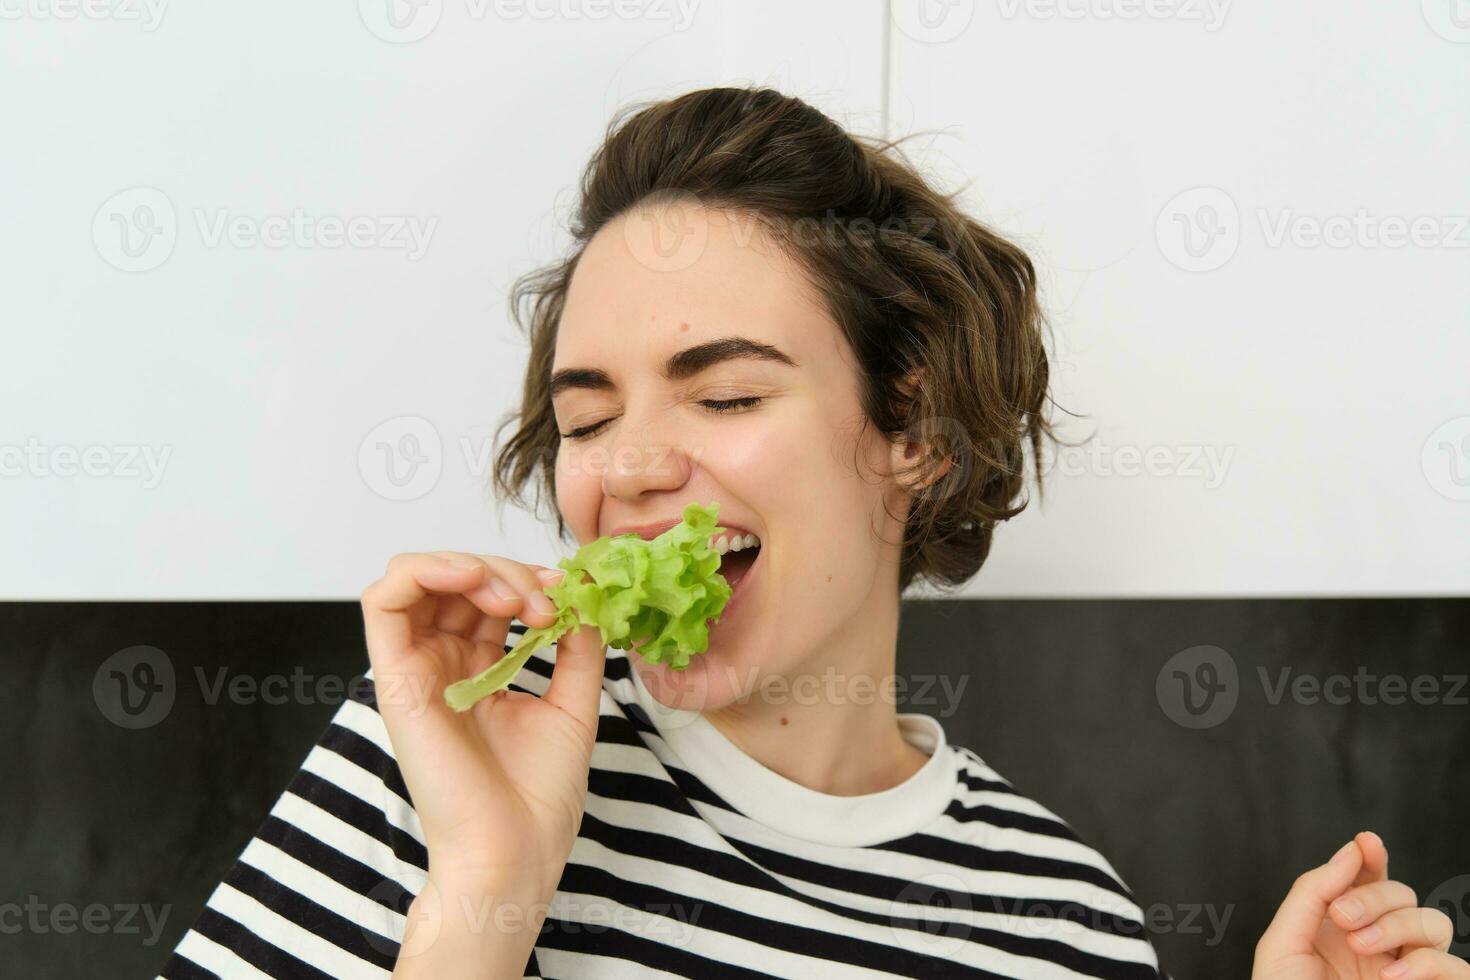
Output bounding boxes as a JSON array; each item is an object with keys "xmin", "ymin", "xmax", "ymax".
[
  {"xmin": 1333, "ymin": 896, "xmax": 1366, "ymax": 924},
  {"xmin": 1381, "ymin": 959, "xmax": 1409, "ymax": 977},
  {"xmin": 450, "ymin": 558, "xmax": 481, "ymax": 569},
  {"xmin": 530, "ymin": 591, "xmax": 556, "ymax": 615},
  {"xmin": 488, "ymin": 576, "xmax": 518, "ymax": 600},
  {"xmin": 1353, "ymin": 924, "xmax": 1382, "ymax": 946},
  {"xmin": 535, "ymin": 568, "xmax": 566, "ymax": 585},
  {"xmin": 1332, "ymin": 840, "xmax": 1356, "ymax": 863}
]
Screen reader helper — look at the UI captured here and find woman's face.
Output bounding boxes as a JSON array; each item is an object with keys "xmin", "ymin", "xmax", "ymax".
[{"xmin": 550, "ymin": 202, "xmax": 911, "ymax": 711}]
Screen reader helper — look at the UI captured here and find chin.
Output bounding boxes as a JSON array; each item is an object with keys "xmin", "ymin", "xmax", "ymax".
[{"xmin": 634, "ymin": 652, "xmax": 748, "ymax": 713}]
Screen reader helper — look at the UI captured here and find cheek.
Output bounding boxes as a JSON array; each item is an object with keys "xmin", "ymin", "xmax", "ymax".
[
  {"xmin": 554, "ymin": 444, "xmax": 604, "ymax": 543},
  {"xmin": 759, "ymin": 403, "xmax": 880, "ymax": 516},
  {"xmin": 744, "ymin": 407, "xmax": 884, "ymax": 597}
]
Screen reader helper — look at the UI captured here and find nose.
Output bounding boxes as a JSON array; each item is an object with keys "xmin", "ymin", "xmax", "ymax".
[{"xmin": 599, "ymin": 417, "xmax": 693, "ymax": 501}]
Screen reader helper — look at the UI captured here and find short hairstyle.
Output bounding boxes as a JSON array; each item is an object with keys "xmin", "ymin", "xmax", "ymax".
[{"xmin": 491, "ymin": 85, "xmax": 1059, "ymax": 594}]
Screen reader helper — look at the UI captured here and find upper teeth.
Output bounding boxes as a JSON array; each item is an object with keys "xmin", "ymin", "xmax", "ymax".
[{"xmin": 711, "ymin": 532, "xmax": 760, "ymax": 554}]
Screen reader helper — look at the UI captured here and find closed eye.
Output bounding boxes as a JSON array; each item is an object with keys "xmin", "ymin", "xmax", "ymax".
[{"xmin": 560, "ymin": 397, "xmax": 764, "ymax": 440}]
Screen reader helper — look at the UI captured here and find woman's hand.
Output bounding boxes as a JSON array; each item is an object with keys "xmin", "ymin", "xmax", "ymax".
[
  {"xmin": 360, "ymin": 551, "xmax": 607, "ymax": 901},
  {"xmin": 1253, "ymin": 831, "xmax": 1465, "ymax": 980}
]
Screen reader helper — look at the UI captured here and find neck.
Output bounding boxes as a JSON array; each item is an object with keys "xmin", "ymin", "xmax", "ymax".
[{"xmin": 702, "ymin": 573, "xmax": 928, "ymax": 797}]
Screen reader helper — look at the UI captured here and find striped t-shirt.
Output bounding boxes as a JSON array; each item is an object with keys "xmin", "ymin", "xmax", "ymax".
[{"xmin": 161, "ymin": 629, "xmax": 1168, "ymax": 979}]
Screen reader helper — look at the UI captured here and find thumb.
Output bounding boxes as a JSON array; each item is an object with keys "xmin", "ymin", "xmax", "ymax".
[
  {"xmin": 1256, "ymin": 838, "xmax": 1366, "ymax": 961},
  {"xmin": 1352, "ymin": 830, "xmax": 1389, "ymax": 887},
  {"xmin": 540, "ymin": 573, "xmax": 608, "ymax": 738}
]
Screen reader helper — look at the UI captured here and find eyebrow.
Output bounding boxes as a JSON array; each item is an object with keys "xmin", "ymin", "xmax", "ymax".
[{"xmin": 548, "ymin": 336, "xmax": 797, "ymax": 400}]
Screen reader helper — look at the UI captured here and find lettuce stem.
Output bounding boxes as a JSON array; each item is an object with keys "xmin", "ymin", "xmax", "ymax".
[{"xmin": 443, "ymin": 619, "xmax": 571, "ymax": 712}]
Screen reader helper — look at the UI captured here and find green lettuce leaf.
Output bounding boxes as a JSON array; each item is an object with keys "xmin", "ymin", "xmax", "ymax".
[{"xmin": 443, "ymin": 500, "xmax": 734, "ymax": 712}]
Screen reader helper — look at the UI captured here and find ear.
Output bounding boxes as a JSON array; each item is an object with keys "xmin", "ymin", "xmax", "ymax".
[{"xmin": 889, "ymin": 368, "xmax": 953, "ymax": 493}]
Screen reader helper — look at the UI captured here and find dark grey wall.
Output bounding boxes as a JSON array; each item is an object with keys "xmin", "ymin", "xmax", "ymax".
[{"xmin": 3, "ymin": 599, "xmax": 1467, "ymax": 978}]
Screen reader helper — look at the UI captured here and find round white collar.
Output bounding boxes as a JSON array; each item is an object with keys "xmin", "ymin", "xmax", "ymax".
[{"xmin": 621, "ymin": 655, "xmax": 957, "ymax": 847}]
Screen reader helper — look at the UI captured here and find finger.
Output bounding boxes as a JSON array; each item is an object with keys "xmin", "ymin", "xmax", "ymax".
[
  {"xmin": 1256, "ymin": 838, "xmax": 1365, "ymax": 960},
  {"xmin": 542, "ymin": 620, "xmax": 608, "ymax": 740},
  {"xmin": 359, "ymin": 557, "xmax": 502, "ymax": 783},
  {"xmin": 451, "ymin": 554, "xmax": 562, "ymax": 631},
  {"xmin": 362, "ymin": 552, "xmax": 539, "ymax": 713},
  {"xmin": 459, "ymin": 572, "xmax": 569, "ymax": 678},
  {"xmin": 431, "ymin": 592, "xmax": 486, "ymax": 637},
  {"xmin": 1349, "ymin": 906, "xmax": 1455, "ymax": 957},
  {"xmin": 424, "ymin": 551, "xmax": 560, "ymax": 631},
  {"xmin": 1379, "ymin": 946, "xmax": 1470, "ymax": 979},
  {"xmin": 1355, "ymin": 830, "xmax": 1390, "ymax": 887},
  {"xmin": 462, "ymin": 569, "xmax": 564, "ymax": 640},
  {"xmin": 362, "ymin": 553, "xmax": 490, "ymax": 665},
  {"xmin": 1331, "ymin": 880, "xmax": 1419, "ymax": 932}
]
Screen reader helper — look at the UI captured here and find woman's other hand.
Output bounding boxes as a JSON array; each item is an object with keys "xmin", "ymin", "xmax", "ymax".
[{"xmin": 1253, "ymin": 831, "xmax": 1464, "ymax": 980}]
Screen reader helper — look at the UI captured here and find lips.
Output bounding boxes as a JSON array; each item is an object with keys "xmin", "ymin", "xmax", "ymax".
[{"xmin": 608, "ymin": 518, "xmax": 760, "ymax": 549}]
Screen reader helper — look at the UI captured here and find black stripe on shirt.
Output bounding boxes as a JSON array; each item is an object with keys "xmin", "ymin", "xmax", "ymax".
[
  {"xmin": 554, "ymin": 860, "xmax": 1008, "ymax": 979},
  {"xmin": 285, "ymin": 769, "xmax": 428, "ymax": 871},
  {"xmin": 188, "ymin": 905, "xmax": 338, "ymax": 980},
  {"xmin": 255, "ymin": 815, "xmax": 412, "ymax": 915},
  {"xmin": 223, "ymin": 860, "xmax": 400, "ymax": 971},
  {"xmin": 878, "ymin": 831, "xmax": 1137, "ymax": 907},
  {"xmin": 157, "ymin": 951, "xmax": 217, "ymax": 980},
  {"xmin": 318, "ymin": 721, "xmax": 414, "ymax": 809},
  {"xmin": 535, "ymin": 907, "xmax": 780, "ymax": 979},
  {"xmin": 573, "ymin": 810, "xmax": 1151, "ymax": 977},
  {"xmin": 593, "ymin": 712, "xmax": 738, "ymax": 813},
  {"xmin": 941, "ymin": 798, "xmax": 1082, "ymax": 840}
]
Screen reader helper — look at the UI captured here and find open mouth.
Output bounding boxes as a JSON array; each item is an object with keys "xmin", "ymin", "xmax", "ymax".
[
  {"xmin": 719, "ymin": 543, "xmax": 760, "ymax": 589},
  {"xmin": 712, "ymin": 538, "xmax": 762, "ymax": 623}
]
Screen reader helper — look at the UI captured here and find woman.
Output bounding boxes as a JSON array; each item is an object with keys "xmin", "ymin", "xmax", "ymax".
[{"xmin": 160, "ymin": 87, "xmax": 1460, "ymax": 979}]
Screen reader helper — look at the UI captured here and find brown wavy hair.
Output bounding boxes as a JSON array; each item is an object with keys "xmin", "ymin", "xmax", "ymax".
[{"xmin": 490, "ymin": 85, "xmax": 1060, "ymax": 595}]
